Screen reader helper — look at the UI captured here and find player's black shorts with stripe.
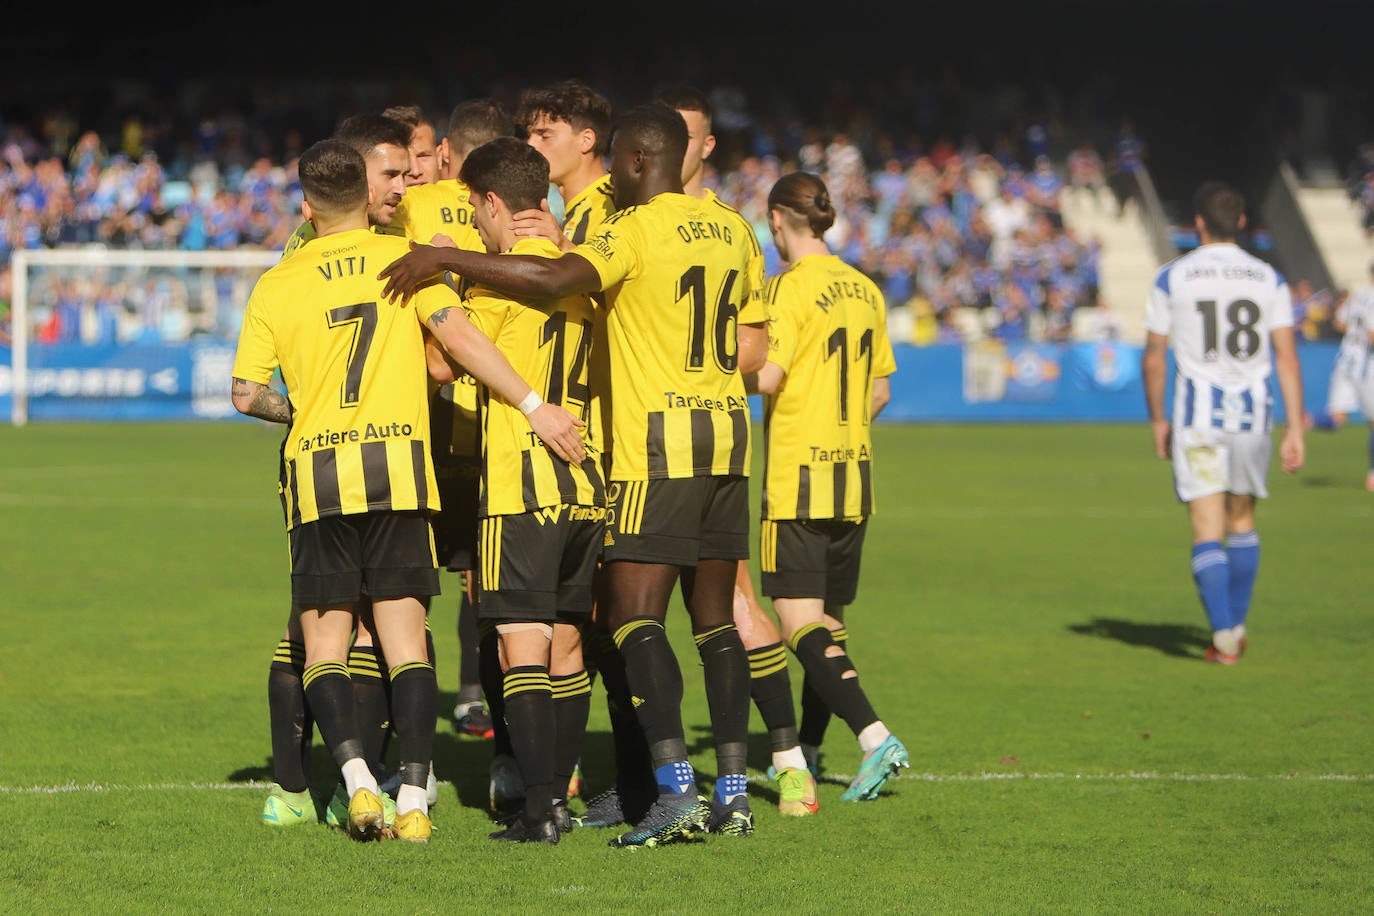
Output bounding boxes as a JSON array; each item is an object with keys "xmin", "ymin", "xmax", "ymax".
[
  {"xmin": 760, "ymin": 517, "xmax": 868, "ymax": 606},
  {"xmin": 602, "ymin": 475, "xmax": 749, "ymax": 566},
  {"xmin": 288, "ymin": 509, "xmax": 440, "ymax": 607},
  {"xmin": 432, "ymin": 461, "xmax": 480, "ymax": 572},
  {"xmin": 475, "ymin": 505, "xmax": 606, "ymax": 621}
]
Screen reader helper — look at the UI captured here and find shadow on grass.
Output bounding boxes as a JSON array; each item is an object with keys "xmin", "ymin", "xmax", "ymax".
[{"xmin": 1067, "ymin": 617, "xmax": 1211, "ymax": 659}]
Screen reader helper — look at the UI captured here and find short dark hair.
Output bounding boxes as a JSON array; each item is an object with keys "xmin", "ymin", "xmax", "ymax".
[
  {"xmin": 653, "ymin": 82, "xmax": 712, "ymax": 128},
  {"xmin": 1194, "ymin": 180, "xmax": 1245, "ymax": 240},
  {"xmin": 445, "ymin": 99, "xmax": 514, "ymax": 161},
  {"xmin": 514, "ymin": 80, "xmax": 613, "ymax": 157},
  {"xmin": 381, "ymin": 104, "xmax": 431, "ymax": 130},
  {"xmin": 611, "ymin": 102, "xmax": 688, "ymax": 167},
  {"xmin": 333, "ymin": 114, "xmax": 411, "ymax": 158},
  {"xmin": 460, "ymin": 137, "xmax": 550, "ymax": 213},
  {"xmin": 298, "ymin": 138, "xmax": 368, "ymax": 215},
  {"xmin": 768, "ymin": 171, "xmax": 836, "ymax": 238}
]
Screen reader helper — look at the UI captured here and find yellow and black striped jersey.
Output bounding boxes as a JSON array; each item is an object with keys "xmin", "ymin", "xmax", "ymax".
[
  {"xmin": 279, "ymin": 220, "xmax": 405, "ymax": 261},
  {"xmin": 463, "ymin": 237, "xmax": 605, "ymax": 516},
  {"xmin": 761, "ymin": 253, "xmax": 896, "ymax": 521},
  {"xmin": 389, "ymin": 179, "xmax": 487, "ymax": 465},
  {"xmin": 572, "ymin": 191, "xmax": 763, "ymax": 481},
  {"xmin": 392, "ymin": 178, "xmax": 482, "ymax": 252},
  {"xmin": 234, "ymin": 227, "xmax": 461, "ymax": 529},
  {"xmin": 561, "ymin": 175, "xmax": 617, "ymax": 246}
]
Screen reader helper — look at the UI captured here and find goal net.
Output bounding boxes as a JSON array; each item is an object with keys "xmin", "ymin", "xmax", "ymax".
[{"xmin": 5, "ymin": 247, "xmax": 281, "ymax": 425}]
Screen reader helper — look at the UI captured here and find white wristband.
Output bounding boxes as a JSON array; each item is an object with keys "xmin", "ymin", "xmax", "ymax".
[{"xmin": 517, "ymin": 390, "xmax": 544, "ymax": 416}]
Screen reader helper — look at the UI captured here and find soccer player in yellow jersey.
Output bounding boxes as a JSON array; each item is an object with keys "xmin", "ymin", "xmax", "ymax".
[
  {"xmin": 457, "ymin": 137, "xmax": 605, "ymax": 844},
  {"xmin": 259, "ymin": 113, "xmax": 415, "ymax": 831},
  {"xmin": 379, "ymin": 102, "xmax": 769, "ymax": 847},
  {"xmin": 393, "ymin": 99, "xmax": 517, "ymax": 749},
  {"xmin": 234, "ymin": 139, "xmax": 586, "ymax": 843},
  {"xmin": 279, "ymin": 115, "xmax": 410, "ymax": 260},
  {"xmin": 747, "ymin": 171, "xmax": 910, "ymax": 804},
  {"xmin": 509, "ymin": 79, "xmax": 649, "ymax": 827},
  {"xmin": 381, "ymin": 103, "xmax": 441, "ymax": 186},
  {"xmin": 655, "ymin": 82, "xmax": 818, "ymax": 816},
  {"xmin": 511, "ymin": 79, "xmax": 617, "ymax": 251}
]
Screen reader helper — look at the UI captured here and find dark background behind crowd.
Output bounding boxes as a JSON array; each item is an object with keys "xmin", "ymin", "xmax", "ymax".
[{"xmin": 2, "ymin": 1, "xmax": 1372, "ymax": 347}]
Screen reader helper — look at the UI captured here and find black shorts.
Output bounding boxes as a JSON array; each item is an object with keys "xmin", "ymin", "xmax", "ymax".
[
  {"xmin": 432, "ymin": 462, "xmax": 480, "ymax": 572},
  {"xmin": 289, "ymin": 510, "xmax": 440, "ymax": 607},
  {"xmin": 475, "ymin": 505, "xmax": 606, "ymax": 621},
  {"xmin": 602, "ymin": 475, "xmax": 749, "ymax": 566},
  {"xmin": 760, "ymin": 517, "xmax": 868, "ymax": 606}
]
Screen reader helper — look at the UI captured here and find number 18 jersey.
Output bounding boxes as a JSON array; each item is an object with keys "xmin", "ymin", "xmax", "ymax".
[{"xmin": 1145, "ymin": 241, "xmax": 1293, "ymax": 431}]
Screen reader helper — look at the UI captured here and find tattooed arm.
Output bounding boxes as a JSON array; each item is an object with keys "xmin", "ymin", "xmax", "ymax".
[{"xmin": 232, "ymin": 377, "xmax": 293, "ymax": 424}]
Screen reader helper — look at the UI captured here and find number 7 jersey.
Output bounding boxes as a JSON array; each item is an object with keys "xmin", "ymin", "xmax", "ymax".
[
  {"xmin": 761, "ymin": 253, "xmax": 896, "ymax": 521},
  {"xmin": 233, "ymin": 227, "xmax": 461, "ymax": 528},
  {"xmin": 1145, "ymin": 241, "xmax": 1294, "ymax": 430}
]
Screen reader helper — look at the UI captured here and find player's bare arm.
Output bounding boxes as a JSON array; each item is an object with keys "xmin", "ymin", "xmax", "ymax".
[
  {"xmin": 231, "ymin": 377, "xmax": 293, "ymax": 424},
  {"xmin": 737, "ymin": 321, "xmax": 769, "ymax": 375},
  {"xmin": 379, "ymin": 241, "xmax": 599, "ymax": 306},
  {"xmin": 1270, "ymin": 325, "xmax": 1306, "ymax": 474},
  {"xmin": 872, "ymin": 374, "xmax": 893, "ymax": 419},
  {"xmin": 425, "ymin": 306, "xmax": 586, "ymax": 464},
  {"xmin": 1141, "ymin": 332, "xmax": 1171, "ymax": 459},
  {"xmin": 744, "ymin": 361, "xmax": 786, "ymax": 396}
]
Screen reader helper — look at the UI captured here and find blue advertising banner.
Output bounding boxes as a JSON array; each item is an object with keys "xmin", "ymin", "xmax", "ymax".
[{"xmin": 0, "ymin": 340, "xmax": 1348, "ymax": 424}]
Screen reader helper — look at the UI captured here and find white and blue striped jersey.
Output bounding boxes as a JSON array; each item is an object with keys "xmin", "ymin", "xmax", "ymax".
[
  {"xmin": 1333, "ymin": 285, "xmax": 1374, "ymax": 383},
  {"xmin": 1145, "ymin": 242, "xmax": 1293, "ymax": 433}
]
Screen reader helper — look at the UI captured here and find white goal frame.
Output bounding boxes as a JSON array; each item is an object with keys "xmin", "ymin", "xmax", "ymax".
[{"xmin": 9, "ymin": 247, "xmax": 281, "ymax": 426}]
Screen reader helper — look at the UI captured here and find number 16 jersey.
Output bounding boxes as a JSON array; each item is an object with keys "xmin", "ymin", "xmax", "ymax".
[{"xmin": 572, "ymin": 191, "xmax": 764, "ymax": 482}]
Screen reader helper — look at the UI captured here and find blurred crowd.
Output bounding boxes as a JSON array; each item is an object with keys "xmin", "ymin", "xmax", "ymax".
[{"xmin": 0, "ymin": 75, "xmax": 1133, "ymax": 349}]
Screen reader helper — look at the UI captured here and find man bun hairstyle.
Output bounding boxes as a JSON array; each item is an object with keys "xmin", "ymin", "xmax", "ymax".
[{"xmin": 768, "ymin": 171, "xmax": 836, "ymax": 238}]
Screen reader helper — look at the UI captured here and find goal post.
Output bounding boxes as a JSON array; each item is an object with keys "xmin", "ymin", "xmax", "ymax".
[{"xmin": 6, "ymin": 247, "xmax": 282, "ymax": 426}]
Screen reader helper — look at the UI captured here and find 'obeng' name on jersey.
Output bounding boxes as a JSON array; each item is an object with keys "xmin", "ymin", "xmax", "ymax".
[{"xmin": 300, "ymin": 421, "xmax": 416, "ymax": 451}]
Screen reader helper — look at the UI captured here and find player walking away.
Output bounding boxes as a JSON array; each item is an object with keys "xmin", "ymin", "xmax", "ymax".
[
  {"xmin": 378, "ymin": 102, "xmax": 769, "ymax": 848},
  {"xmin": 747, "ymin": 171, "xmax": 910, "ymax": 803},
  {"xmin": 456, "ymin": 138, "xmax": 605, "ymax": 844},
  {"xmin": 1142, "ymin": 180, "xmax": 1305, "ymax": 665},
  {"xmin": 1306, "ymin": 262, "xmax": 1374, "ymax": 490},
  {"xmin": 236, "ymin": 139, "xmax": 586, "ymax": 843},
  {"xmin": 656, "ymin": 82, "xmax": 815, "ymax": 816}
]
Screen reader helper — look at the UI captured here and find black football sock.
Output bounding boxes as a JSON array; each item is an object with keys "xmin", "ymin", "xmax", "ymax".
[
  {"xmin": 551, "ymin": 669, "xmax": 591, "ymax": 800},
  {"xmin": 302, "ymin": 661, "xmax": 364, "ymax": 770},
  {"xmin": 387, "ymin": 660, "xmax": 437, "ymax": 794},
  {"xmin": 348, "ymin": 644, "xmax": 390, "ymax": 778},
  {"xmin": 503, "ymin": 665, "xmax": 555, "ymax": 822},
  {"xmin": 789, "ymin": 623, "xmax": 878, "ymax": 736},
  {"xmin": 267, "ymin": 639, "xmax": 312, "ymax": 793},
  {"xmin": 694, "ymin": 623, "xmax": 750, "ymax": 778}
]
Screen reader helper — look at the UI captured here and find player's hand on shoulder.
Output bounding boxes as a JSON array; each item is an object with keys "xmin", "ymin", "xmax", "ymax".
[{"xmin": 379, "ymin": 241, "xmax": 446, "ymax": 305}]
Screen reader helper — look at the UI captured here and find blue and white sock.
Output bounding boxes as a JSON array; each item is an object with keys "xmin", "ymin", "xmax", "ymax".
[
  {"xmin": 655, "ymin": 760, "xmax": 696, "ymax": 796},
  {"xmin": 1191, "ymin": 541, "xmax": 1230, "ymax": 633},
  {"xmin": 713, "ymin": 772, "xmax": 748, "ymax": 805},
  {"xmin": 1226, "ymin": 530, "xmax": 1260, "ymax": 629}
]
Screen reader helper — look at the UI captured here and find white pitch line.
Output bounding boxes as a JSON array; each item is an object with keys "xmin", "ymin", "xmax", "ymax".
[{"xmin": 4, "ymin": 771, "xmax": 1370, "ymax": 796}]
